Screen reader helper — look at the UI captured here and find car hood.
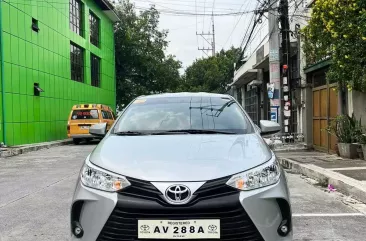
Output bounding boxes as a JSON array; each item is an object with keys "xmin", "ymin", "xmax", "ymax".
[{"xmin": 90, "ymin": 133, "xmax": 272, "ymax": 182}]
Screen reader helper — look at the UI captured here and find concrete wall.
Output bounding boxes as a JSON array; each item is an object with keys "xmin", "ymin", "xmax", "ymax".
[
  {"xmin": 233, "ymin": 54, "xmax": 257, "ymax": 82},
  {"xmin": 348, "ymin": 90, "xmax": 366, "ymax": 126}
]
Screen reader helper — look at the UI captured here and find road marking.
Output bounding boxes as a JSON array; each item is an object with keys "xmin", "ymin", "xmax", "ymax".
[{"xmin": 293, "ymin": 213, "xmax": 365, "ymax": 217}]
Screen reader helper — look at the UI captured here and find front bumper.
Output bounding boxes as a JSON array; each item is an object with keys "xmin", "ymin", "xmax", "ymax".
[{"xmin": 71, "ymin": 169, "xmax": 292, "ymax": 241}]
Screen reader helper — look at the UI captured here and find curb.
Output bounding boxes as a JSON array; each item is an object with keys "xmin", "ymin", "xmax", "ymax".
[
  {"xmin": 0, "ymin": 139, "xmax": 73, "ymax": 158},
  {"xmin": 280, "ymin": 158, "xmax": 366, "ymax": 204}
]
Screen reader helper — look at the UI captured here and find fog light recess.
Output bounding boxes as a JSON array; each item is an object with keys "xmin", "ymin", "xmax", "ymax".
[
  {"xmin": 277, "ymin": 219, "xmax": 289, "ymax": 236},
  {"xmin": 72, "ymin": 221, "xmax": 84, "ymax": 238}
]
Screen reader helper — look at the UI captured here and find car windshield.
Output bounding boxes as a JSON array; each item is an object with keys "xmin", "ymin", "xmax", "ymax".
[{"xmin": 113, "ymin": 96, "xmax": 254, "ymax": 134}]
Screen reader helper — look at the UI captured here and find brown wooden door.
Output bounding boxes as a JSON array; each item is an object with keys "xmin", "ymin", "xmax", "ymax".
[{"xmin": 312, "ymin": 83, "xmax": 338, "ymax": 153}]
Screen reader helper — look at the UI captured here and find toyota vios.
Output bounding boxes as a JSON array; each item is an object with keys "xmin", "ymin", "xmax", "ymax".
[{"xmin": 71, "ymin": 93, "xmax": 292, "ymax": 241}]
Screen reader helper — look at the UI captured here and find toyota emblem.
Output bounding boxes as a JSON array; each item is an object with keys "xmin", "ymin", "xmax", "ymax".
[
  {"xmin": 165, "ymin": 184, "xmax": 191, "ymax": 204},
  {"xmin": 140, "ymin": 224, "xmax": 150, "ymax": 231},
  {"xmin": 208, "ymin": 225, "xmax": 217, "ymax": 232}
]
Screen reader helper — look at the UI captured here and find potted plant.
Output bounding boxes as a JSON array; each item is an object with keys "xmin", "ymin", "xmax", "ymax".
[
  {"xmin": 325, "ymin": 114, "xmax": 362, "ymax": 159},
  {"xmin": 360, "ymin": 134, "xmax": 366, "ymax": 161}
]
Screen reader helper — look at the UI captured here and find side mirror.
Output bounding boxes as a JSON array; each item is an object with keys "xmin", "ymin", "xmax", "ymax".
[
  {"xmin": 259, "ymin": 120, "xmax": 281, "ymax": 135},
  {"xmin": 89, "ymin": 123, "xmax": 107, "ymax": 137}
]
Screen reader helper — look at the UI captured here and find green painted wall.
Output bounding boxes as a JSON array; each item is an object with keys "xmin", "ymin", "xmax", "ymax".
[{"xmin": 0, "ymin": 0, "xmax": 116, "ymax": 146}]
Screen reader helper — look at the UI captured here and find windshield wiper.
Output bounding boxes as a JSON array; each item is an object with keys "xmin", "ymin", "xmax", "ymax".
[
  {"xmin": 114, "ymin": 131, "xmax": 149, "ymax": 136},
  {"xmin": 151, "ymin": 129, "xmax": 236, "ymax": 135}
]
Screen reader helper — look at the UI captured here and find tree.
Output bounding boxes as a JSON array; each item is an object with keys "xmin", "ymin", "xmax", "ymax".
[
  {"xmin": 114, "ymin": 1, "xmax": 182, "ymax": 108},
  {"xmin": 302, "ymin": 0, "xmax": 366, "ymax": 92},
  {"xmin": 178, "ymin": 47, "xmax": 241, "ymax": 93}
]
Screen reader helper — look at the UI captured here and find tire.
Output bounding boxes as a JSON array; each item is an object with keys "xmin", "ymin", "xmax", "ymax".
[{"xmin": 73, "ymin": 139, "xmax": 81, "ymax": 145}]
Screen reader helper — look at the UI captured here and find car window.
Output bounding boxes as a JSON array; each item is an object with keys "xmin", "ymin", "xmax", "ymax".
[
  {"xmin": 114, "ymin": 96, "xmax": 254, "ymax": 134},
  {"xmin": 71, "ymin": 109, "xmax": 99, "ymax": 120},
  {"xmin": 107, "ymin": 111, "xmax": 114, "ymax": 120},
  {"xmin": 102, "ymin": 110, "xmax": 110, "ymax": 119}
]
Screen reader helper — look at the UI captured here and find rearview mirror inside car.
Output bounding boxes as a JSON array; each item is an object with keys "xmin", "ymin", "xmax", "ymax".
[{"xmin": 89, "ymin": 123, "xmax": 107, "ymax": 137}]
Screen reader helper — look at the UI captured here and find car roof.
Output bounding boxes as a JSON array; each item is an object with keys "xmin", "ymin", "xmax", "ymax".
[{"xmin": 137, "ymin": 92, "xmax": 232, "ymax": 100}]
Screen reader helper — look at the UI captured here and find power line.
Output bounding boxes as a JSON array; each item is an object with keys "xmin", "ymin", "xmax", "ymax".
[
  {"xmin": 134, "ymin": 6, "xmax": 267, "ymax": 16},
  {"xmin": 142, "ymin": 0, "xmax": 247, "ymax": 6},
  {"xmin": 133, "ymin": 0, "xmax": 237, "ymax": 11},
  {"xmin": 238, "ymin": 1, "xmax": 262, "ymax": 49},
  {"xmin": 237, "ymin": 2, "xmax": 269, "ymax": 62},
  {"xmin": 202, "ymin": 0, "xmax": 207, "ymax": 30},
  {"xmin": 239, "ymin": 11, "xmax": 257, "ymax": 49},
  {"xmin": 222, "ymin": 0, "xmax": 252, "ymax": 48},
  {"xmin": 239, "ymin": 18, "xmax": 259, "ymax": 61}
]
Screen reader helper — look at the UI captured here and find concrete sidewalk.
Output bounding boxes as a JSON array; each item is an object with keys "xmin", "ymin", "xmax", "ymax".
[
  {"xmin": 0, "ymin": 139, "xmax": 73, "ymax": 158},
  {"xmin": 277, "ymin": 150, "xmax": 366, "ymax": 203}
]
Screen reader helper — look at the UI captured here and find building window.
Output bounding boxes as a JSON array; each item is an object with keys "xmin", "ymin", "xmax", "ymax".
[
  {"xmin": 244, "ymin": 86, "xmax": 259, "ymax": 125},
  {"xmin": 91, "ymin": 54, "xmax": 100, "ymax": 87},
  {"xmin": 89, "ymin": 11, "xmax": 100, "ymax": 47},
  {"xmin": 70, "ymin": 0, "xmax": 83, "ymax": 36},
  {"xmin": 70, "ymin": 43, "xmax": 84, "ymax": 82},
  {"xmin": 237, "ymin": 87, "xmax": 242, "ymax": 106}
]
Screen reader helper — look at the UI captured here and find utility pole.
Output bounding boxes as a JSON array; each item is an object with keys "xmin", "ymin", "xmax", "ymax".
[
  {"xmin": 279, "ymin": 0, "xmax": 291, "ymax": 134},
  {"xmin": 197, "ymin": 12, "xmax": 216, "ymax": 57},
  {"xmin": 268, "ymin": 0, "xmax": 282, "ymax": 130},
  {"xmin": 212, "ymin": 14, "xmax": 216, "ymax": 56}
]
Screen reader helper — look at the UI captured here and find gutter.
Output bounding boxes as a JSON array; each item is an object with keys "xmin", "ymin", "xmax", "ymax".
[
  {"xmin": 0, "ymin": 1, "xmax": 6, "ymax": 145},
  {"xmin": 93, "ymin": 0, "xmax": 120, "ymax": 22}
]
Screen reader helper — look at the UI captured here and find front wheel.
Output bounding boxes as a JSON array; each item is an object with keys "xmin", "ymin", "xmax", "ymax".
[{"xmin": 73, "ymin": 139, "xmax": 81, "ymax": 145}]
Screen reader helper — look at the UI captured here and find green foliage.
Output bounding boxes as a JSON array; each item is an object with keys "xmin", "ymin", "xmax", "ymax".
[
  {"xmin": 178, "ymin": 48, "xmax": 241, "ymax": 93},
  {"xmin": 325, "ymin": 113, "xmax": 363, "ymax": 143},
  {"xmin": 302, "ymin": 0, "xmax": 366, "ymax": 92},
  {"xmin": 114, "ymin": 1, "xmax": 182, "ymax": 108},
  {"xmin": 360, "ymin": 134, "xmax": 366, "ymax": 144}
]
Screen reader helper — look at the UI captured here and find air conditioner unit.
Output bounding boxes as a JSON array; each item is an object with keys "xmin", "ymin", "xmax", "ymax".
[{"xmin": 248, "ymin": 80, "xmax": 263, "ymax": 86}]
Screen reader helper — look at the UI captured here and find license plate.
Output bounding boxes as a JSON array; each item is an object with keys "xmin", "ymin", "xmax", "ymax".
[
  {"xmin": 80, "ymin": 126, "xmax": 90, "ymax": 130},
  {"xmin": 138, "ymin": 219, "xmax": 220, "ymax": 239}
]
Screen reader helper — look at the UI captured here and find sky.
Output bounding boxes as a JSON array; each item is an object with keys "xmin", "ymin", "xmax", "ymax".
[{"xmin": 129, "ymin": 0, "xmax": 262, "ymax": 70}]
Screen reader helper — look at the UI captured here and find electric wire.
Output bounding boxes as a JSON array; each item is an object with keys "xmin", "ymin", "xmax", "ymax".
[{"xmin": 222, "ymin": 0, "xmax": 252, "ymax": 48}]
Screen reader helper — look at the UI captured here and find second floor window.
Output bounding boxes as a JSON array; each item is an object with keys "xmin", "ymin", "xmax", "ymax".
[
  {"xmin": 70, "ymin": 43, "xmax": 84, "ymax": 82},
  {"xmin": 91, "ymin": 54, "xmax": 101, "ymax": 87},
  {"xmin": 70, "ymin": 0, "xmax": 83, "ymax": 36},
  {"xmin": 89, "ymin": 11, "xmax": 100, "ymax": 47}
]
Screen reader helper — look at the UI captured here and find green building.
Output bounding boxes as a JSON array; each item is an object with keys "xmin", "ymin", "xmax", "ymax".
[{"xmin": 0, "ymin": 0, "xmax": 118, "ymax": 146}]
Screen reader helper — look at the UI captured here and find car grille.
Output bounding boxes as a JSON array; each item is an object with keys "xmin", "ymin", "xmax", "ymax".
[
  {"xmin": 97, "ymin": 195, "xmax": 263, "ymax": 241},
  {"xmin": 120, "ymin": 176, "xmax": 239, "ymax": 206},
  {"xmin": 97, "ymin": 177, "xmax": 264, "ymax": 241}
]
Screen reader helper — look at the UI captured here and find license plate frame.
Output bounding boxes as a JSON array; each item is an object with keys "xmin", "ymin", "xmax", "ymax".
[{"xmin": 138, "ymin": 219, "xmax": 220, "ymax": 239}]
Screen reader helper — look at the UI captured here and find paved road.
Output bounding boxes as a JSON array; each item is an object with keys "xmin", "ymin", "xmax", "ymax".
[{"xmin": 1, "ymin": 145, "xmax": 366, "ymax": 241}]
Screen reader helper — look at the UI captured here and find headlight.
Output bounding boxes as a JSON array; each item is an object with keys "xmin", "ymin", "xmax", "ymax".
[
  {"xmin": 80, "ymin": 158, "xmax": 130, "ymax": 192},
  {"xmin": 226, "ymin": 155, "xmax": 280, "ymax": 191}
]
